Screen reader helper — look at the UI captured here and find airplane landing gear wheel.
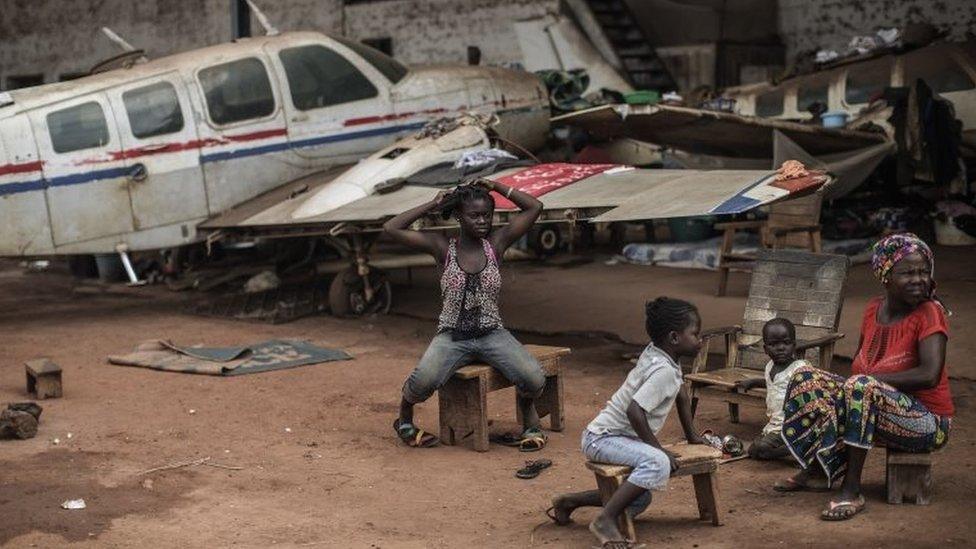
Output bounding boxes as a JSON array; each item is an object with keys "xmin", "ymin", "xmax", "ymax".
[
  {"xmin": 329, "ymin": 267, "xmax": 392, "ymax": 317},
  {"xmin": 530, "ymin": 226, "xmax": 562, "ymax": 256}
]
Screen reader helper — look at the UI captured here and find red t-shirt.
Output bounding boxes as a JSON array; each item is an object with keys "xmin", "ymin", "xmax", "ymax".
[{"xmin": 852, "ymin": 296, "xmax": 954, "ymax": 416}]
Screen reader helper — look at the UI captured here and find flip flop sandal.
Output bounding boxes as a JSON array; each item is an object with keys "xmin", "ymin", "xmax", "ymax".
[
  {"xmin": 820, "ymin": 495, "xmax": 866, "ymax": 521},
  {"xmin": 516, "ymin": 459, "xmax": 552, "ymax": 479},
  {"xmin": 519, "ymin": 428, "xmax": 548, "ymax": 452},
  {"xmin": 594, "ymin": 541, "xmax": 645, "ymax": 549},
  {"xmin": 393, "ymin": 419, "xmax": 439, "ymax": 448}
]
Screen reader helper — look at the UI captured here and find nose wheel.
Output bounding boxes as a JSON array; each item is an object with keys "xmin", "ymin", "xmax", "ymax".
[
  {"xmin": 529, "ymin": 225, "xmax": 562, "ymax": 256},
  {"xmin": 328, "ymin": 266, "xmax": 393, "ymax": 317}
]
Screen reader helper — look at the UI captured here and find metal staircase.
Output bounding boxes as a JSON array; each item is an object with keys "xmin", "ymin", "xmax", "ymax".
[{"xmin": 582, "ymin": 0, "xmax": 677, "ymax": 92}]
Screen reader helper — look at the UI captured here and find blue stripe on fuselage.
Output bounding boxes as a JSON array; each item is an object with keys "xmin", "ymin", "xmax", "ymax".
[{"xmin": 0, "ymin": 105, "xmax": 542, "ymax": 197}]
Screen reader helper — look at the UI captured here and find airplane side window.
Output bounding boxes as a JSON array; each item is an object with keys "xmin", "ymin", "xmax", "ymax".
[
  {"xmin": 331, "ymin": 35, "xmax": 408, "ymax": 84},
  {"xmin": 797, "ymin": 82, "xmax": 829, "ymax": 113},
  {"xmin": 122, "ymin": 82, "xmax": 185, "ymax": 139},
  {"xmin": 279, "ymin": 45, "xmax": 379, "ymax": 111},
  {"xmin": 845, "ymin": 61, "xmax": 890, "ymax": 104},
  {"xmin": 199, "ymin": 58, "xmax": 275, "ymax": 125},
  {"xmin": 46, "ymin": 101, "xmax": 110, "ymax": 153},
  {"xmin": 755, "ymin": 89, "xmax": 784, "ymax": 117}
]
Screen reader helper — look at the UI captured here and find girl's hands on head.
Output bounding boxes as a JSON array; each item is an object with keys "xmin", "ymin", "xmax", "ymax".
[
  {"xmin": 470, "ymin": 178, "xmax": 496, "ymax": 192},
  {"xmin": 432, "ymin": 190, "xmax": 451, "ymax": 208}
]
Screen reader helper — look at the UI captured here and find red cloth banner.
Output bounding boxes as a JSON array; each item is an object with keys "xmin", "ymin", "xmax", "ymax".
[{"xmin": 490, "ymin": 163, "xmax": 619, "ymax": 209}]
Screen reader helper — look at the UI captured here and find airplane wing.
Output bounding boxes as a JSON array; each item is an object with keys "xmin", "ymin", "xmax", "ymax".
[
  {"xmin": 551, "ymin": 104, "xmax": 888, "ymax": 158},
  {"xmin": 203, "ymin": 162, "xmax": 831, "ymax": 234}
]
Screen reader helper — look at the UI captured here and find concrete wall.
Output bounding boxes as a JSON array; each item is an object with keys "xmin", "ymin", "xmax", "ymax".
[
  {"xmin": 624, "ymin": 0, "xmax": 779, "ymax": 48},
  {"xmin": 345, "ymin": 0, "xmax": 558, "ymax": 66},
  {"xmin": 778, "ymin": 0, "xmax": 976, "ymax": 59},
  {"xmin": 0, "ymin": 0, "xmax": 556, "ymax": 89},
  {"xmin": 0, "ymin": 0, "xmax": 231, "ymax": 85}
]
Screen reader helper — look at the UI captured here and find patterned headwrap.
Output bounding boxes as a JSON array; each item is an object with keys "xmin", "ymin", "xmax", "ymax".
[{"xmin": 870, "ymin": 232, "xmax": 934, "ymax": 285}]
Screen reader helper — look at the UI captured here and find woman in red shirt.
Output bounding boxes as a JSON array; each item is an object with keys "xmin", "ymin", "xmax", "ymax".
[{"xmin": 778, "ymin": 233, "xmax": 952, "ymax": 520}]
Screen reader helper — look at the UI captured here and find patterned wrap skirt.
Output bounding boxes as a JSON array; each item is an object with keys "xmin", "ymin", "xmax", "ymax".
[{"xmin": 781, "ymin": 365, "xmax": 950, "ymax": 486}]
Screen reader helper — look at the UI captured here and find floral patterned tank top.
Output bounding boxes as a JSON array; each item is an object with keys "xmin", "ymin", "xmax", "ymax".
[{"xmin": 437, "ymin": 238, "xmax": 503, "ymax": 340}]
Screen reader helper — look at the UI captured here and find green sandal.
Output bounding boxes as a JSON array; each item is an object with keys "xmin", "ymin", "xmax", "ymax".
[
  {"xmin": 518, "ymin": 427, "xmax": 547, "ymax": 452},
  {"xmin": 394, "ymin": 419, "xmax": 439, "ymax": 448}
]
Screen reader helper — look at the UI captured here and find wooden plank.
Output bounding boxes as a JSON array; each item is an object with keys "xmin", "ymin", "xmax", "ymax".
[
  {"xmin": 745, "ymin": 298, "xmax": 843, "ymax": 317},
  {"xmin": 749, "ymin": 273, "xmax": 845, "ymax": 291},
  {"xmin": 694, "ymin": 385, "xmax": 768, "ymax": 405},
  {"xmin": 738, "ymin": 323, "xmax": 831, "ymax": 342},
  {"xmin": 454, "ymin": 345, "xmax": 569, "ymax": 380},
  {"xmin": 747, "ymin": 284, "xmax": 843, "ymax": 304},
  {"xmin": 769, "ymin": 201, "xmax": 821, "ymax": 216},
  {"xmin": 743, "ymin": 308, "xmax": 838, "ymax": 329},
  {"xmin": 755, "ymin": 249, "xmax": 847, "ymax": 266},
  {"xmin": 743, "ymin": 322, "xmax": 835, "ymax": 340},
  {"xmin": 685, "ymin": 368, "xmax": 763, "ymax": 387},
  {"xmin": 752, "ymin": 262, "xmax": 847, "ymax": 280},
  {"xmin": 887, "ymin": 450, "xmax": 936, "ymax": 465},
  {"xmin": 743, "ymin": 307, "xmax": 838, "ymax": 326}
]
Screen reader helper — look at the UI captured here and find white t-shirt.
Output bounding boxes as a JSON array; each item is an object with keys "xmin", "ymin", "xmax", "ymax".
[
  {"xmin": 762, "ymin": 358, "xmax": 810, "ymax": 435},
  {"xmin": 587, "ymin": 343, "xmax": 683, "ymax": 438}
]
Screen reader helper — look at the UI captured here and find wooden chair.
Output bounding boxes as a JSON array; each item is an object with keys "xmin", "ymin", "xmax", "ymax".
[
  {"xmin": 687, "ymin": 249, "xmax": 849, "ymax": 422},
  {"xmin": 438, "ymin": 345, "xmax": 570, "ymax": 452},
  {"xmin": 716, "ymin": 193, "xmax": 824, "ymax": 297},
  {"xmin": 586, "ymin": 442, "xmax": 724, "ymax": 543}
]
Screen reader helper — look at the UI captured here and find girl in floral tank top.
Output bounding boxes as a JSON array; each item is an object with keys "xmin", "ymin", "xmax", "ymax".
[
  {"xmin": 384, "ymin": 179, "xmax": 547, "ymax": 450},
  {"xmin": 438, "ymin": 237, "xmax": 503, "ymax": 339}
]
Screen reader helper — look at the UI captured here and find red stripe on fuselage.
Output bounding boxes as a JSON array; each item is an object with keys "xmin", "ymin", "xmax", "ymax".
[
  {"xmin": 92, "ymin": 128, "xmax": 290, "ymax": 163},
  {"xmin": 0, "ymin": 160, "xmax": 43, "ymax": 177},
  {"xmin": 343, "ymin": 108, "xmax": 449, "ymax": 127}
]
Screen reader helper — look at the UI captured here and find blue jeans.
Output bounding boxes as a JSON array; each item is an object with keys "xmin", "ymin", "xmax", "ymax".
[
  {"xmin": 582, "ymin": 430, "xmax": 671, "ymax": 516},
  {"xmin": 402, "ymin": 329, "xmax": 546, "ymax": 404}
]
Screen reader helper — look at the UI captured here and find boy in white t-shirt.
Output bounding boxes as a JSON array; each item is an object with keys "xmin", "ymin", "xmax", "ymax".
[
  {"xmin": 734, "ymin": 318, "xmax": 811, "ymax": 460},
  {"xmin": 546, "ymin": 297, "xmax": 707, "ymax": 548}
]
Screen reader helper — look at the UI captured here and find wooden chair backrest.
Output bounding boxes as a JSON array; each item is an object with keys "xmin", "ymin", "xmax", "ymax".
[
  {"xmin": 766, "ymin": 193, "xmax": 823, "ymax": 248},
  {"xmin": 737, "ymin": 249, "xmax": 849, "ymax": 370}
]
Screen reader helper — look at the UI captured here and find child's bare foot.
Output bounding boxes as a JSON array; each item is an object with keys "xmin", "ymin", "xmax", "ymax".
[
  {"xmin": 589, "ymin": 514, "xmax": 625, "ymax": 545},
  {"xmin": 546, "ymin": 495, "xmax": 574, "ymax": 525}
]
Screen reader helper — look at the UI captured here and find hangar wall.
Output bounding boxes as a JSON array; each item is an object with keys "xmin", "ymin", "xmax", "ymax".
[{"xmin": 0, "ymin": 0, "xmax": 557, "ymax": 89}]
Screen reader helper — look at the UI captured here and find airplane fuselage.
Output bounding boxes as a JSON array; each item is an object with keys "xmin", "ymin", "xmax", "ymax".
[{"xmin": 0, "ymin": 31, "xmax": 549, "ymax": 255}]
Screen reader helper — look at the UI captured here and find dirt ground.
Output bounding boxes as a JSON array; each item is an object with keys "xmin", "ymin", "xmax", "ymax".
[{"xmin": 1, "ymin": 251, "xmax": 974, "ymax": 548}]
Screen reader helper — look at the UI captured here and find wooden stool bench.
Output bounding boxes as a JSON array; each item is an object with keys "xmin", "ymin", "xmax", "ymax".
[
  {"xmin": 25, "ymin": 359, "xmax": 62, "ymax": 399},
  {"xmin": 438, "ymin": 345, "xmax": 570, "ymax": 452},
  {"xmin": 886, "ymin": 448, "xmax": 937, "ymax": 505},
  {"xmin": 586, "ymin": 443, "xmax": 724, "ymax": 542}
]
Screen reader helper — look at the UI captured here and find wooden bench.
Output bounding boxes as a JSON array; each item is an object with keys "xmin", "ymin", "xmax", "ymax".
[
  {"xmin": 438, "ymin": 345, "xmax": 570, "ymax": 452},
  {"xmin": 586, "ymin": 443, "xmax": 723, "ymax": 542},
  {"xmin": 886, "ymin": 448, "xmax": 937, "ymax": 505},
  {"xmin": 25, "ymin": 358, "xmax": 62, "ymax": 399}
]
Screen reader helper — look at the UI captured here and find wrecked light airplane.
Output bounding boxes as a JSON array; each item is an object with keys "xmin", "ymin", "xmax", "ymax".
[{"xmin": 0, "ymin": 31, "xmax": 550, "ymax": 258}]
